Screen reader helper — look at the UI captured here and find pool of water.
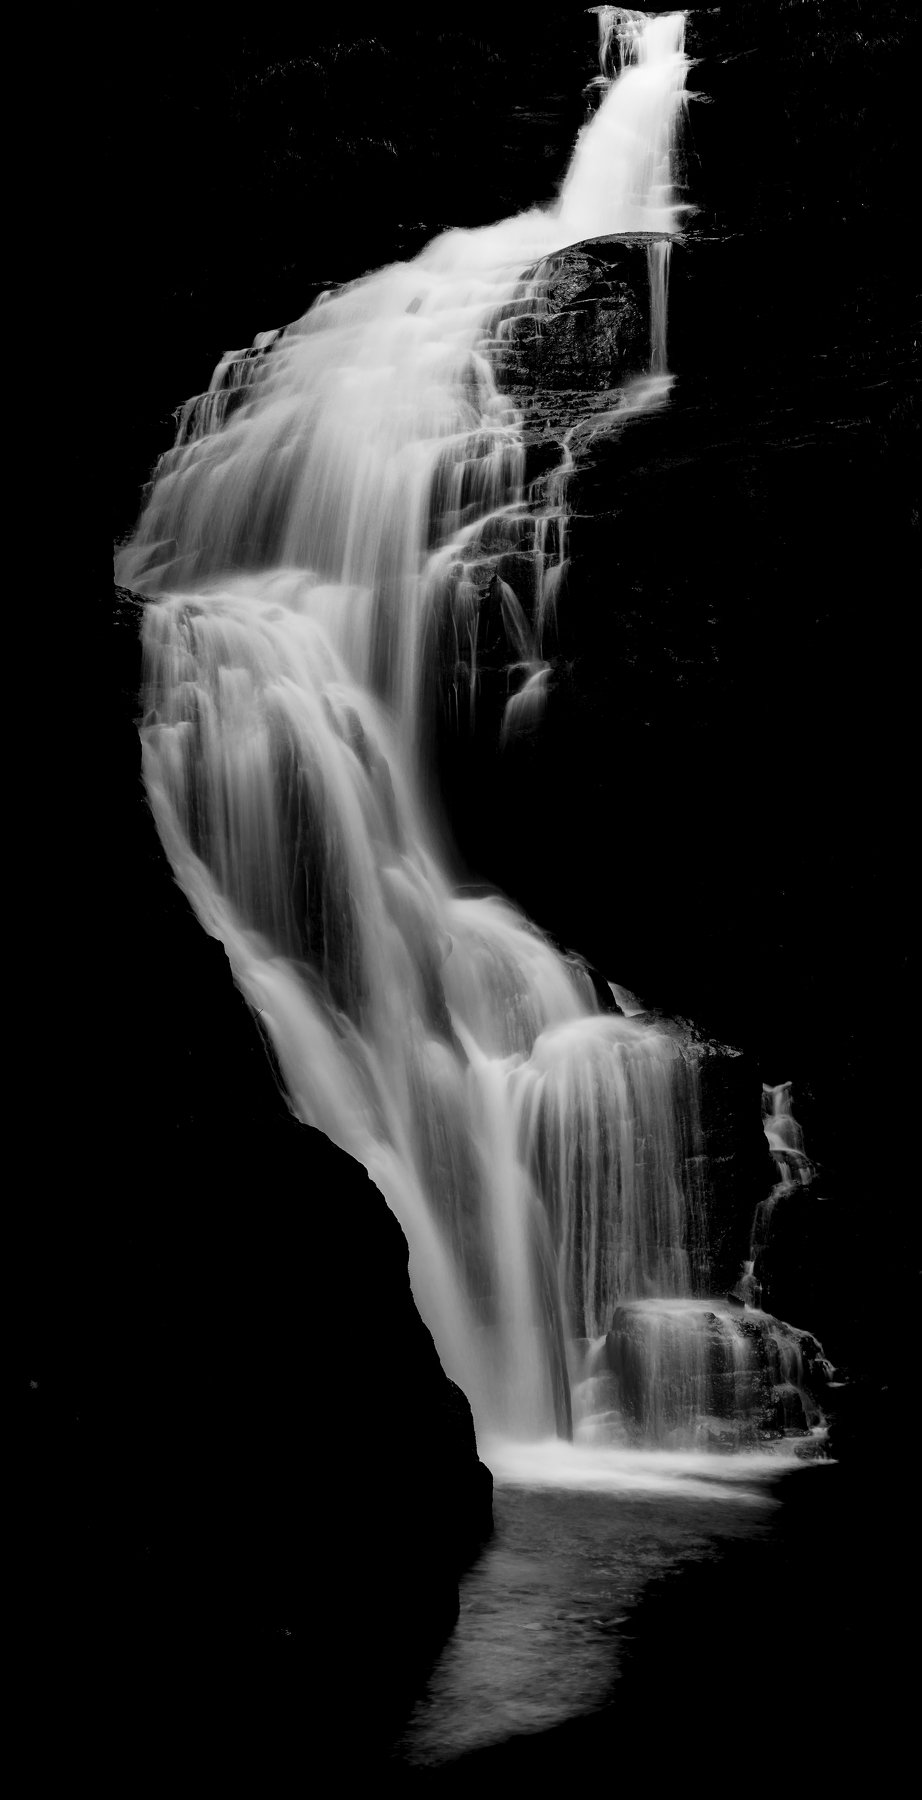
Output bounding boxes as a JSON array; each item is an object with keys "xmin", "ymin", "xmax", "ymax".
[{"xmin": 393, "ymin": 1440, "xmax": 812, "ymax": 1768}]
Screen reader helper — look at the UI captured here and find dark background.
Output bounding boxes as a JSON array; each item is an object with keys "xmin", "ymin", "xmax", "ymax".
[{"xmin": 22, "ymin": 3, "xmax": 916, "ymax": 1775}]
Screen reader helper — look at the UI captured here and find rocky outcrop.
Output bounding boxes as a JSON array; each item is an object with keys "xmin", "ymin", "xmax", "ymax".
[
  {"xmin": 495, "ymin": 235, "xmax": 658, "ymax": 443},
  {"xmin": 498, "ymin": 239, "xmax": 652, "ymax": 385},
  {"xmin": 590, "ymin": 1298, "xmax": 832, "ymax": 1449}
]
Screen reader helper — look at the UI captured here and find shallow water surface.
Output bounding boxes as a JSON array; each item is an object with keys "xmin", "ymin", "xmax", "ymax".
[{"xmin": 395, "ymin": 1444, "xmax": 797, "ymax": 1767}]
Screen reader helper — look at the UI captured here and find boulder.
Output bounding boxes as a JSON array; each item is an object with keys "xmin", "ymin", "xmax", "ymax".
[
  {"xmin": 494, "ymin": 236, "xmax": 658, "ymax": 438},
  {"xmin": 598, "ymin": 1297, "xmax": 831, "ymax": 1445},
  {"xmin": 499, "ymin": 239, "xmax": 651, "ymax": 386}
]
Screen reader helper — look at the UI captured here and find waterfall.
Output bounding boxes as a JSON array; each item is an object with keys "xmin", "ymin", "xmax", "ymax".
[
  {"xmin": 568, "ymin": 7, "xmax": 687, "ymax": 373},
  {"xmin": 117, "ymin": 17, "xmax": 703, "ymax": 1443},
  {"xmin": 737, "ymin": 1081, "xmax": 815, "ymax": 1311},
  {"xmin": 762, "ymin": 1080, "xmax": 812, "ymax": 1185}
]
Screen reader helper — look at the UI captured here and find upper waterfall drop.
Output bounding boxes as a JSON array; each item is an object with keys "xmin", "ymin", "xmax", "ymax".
[
  {"xmin": 118, "ymin": 9, "xmax": 689, "ymax": 616},
  {"xmin": 117, "ymin": 15, "xmax": 705, "ymax": 1445},
  {"xmin": 558, "ymin": 9, "xmax": 688, "ymax": 242}
]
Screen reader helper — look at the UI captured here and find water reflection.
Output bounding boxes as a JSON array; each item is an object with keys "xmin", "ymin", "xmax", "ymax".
[{"xmin": 396, "ymin": 1449, "xmax": 798, "ymax": 1766}]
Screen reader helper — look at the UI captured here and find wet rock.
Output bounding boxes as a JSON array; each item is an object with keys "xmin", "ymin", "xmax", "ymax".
[
  {"xmin": 696, "ymin": 1417, "xmax": 760, "ymax": 1452},
  {"xmin": 606, "ymin": 1016, "xmax": 775, "ymax": 1297},
  {"xmin": 771, "ymin": 1383, "xmax": 811, "ymax": 1433},
  {"xmin": 597, "ymin": 1297, "xmax": 831, "ymax": 1446},
  {"xmin": 494, "ymin": 237, "xmax": 654, "ymax": 431}
]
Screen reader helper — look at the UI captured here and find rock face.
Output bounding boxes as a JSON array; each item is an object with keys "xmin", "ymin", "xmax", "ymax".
[
  {"xmin": 499, "ymin": 240, "xmax": 651, "ymax": 386},
  {"xmin": 494, "ymin": 236, "xmax": 656, "ymax": 444},
  {"xmin": 585, "ymin": 1298, "xmax": 832, "ymax": 1449},
  {"xmin": 691, "ymin": 1039, "xmax": 778, "ymax": 1294},
  {"xmin": 611, "ymin": 1012, "xmax": 779, "ymax": 1299},
  {"xmin": 23, "ymin": 587, "xmax": 493, "ymax": 1751}
]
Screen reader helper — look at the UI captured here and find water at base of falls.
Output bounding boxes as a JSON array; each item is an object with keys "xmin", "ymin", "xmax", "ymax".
[
  {"xmin": 394, "ymin": 1455, "xmax": 804, "ymax": 1768},
  {"xmin": 482, "ymin": 1434, "xmax": 821, "ymax": 1496}
]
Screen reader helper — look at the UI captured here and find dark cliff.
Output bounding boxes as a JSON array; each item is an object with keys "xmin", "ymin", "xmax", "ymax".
[{"xmin": 21, "ymin": 588, "xmax": 493, "ymax": 1766}]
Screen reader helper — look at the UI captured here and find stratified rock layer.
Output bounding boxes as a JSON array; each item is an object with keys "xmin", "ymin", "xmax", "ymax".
[{"xmin": 497, "ymin": 235, "xmax": 657, "ymax": 442}]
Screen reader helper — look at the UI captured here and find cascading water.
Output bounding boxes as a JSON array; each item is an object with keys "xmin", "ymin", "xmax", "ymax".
[
  {"xmin": 762, "ymin": 1079, "xmax": 813, "ymax": 1185},
  {"xmin": 116, "ymin": 12, "xmax": 791, "ymax": 1454},
  {"xmin": 565, "ymin": 7, "xmax": 687, "ymax": 371},
  {"xmin": 739, "ymin": 1080, "xmax": 817, "ymax": 1311}
]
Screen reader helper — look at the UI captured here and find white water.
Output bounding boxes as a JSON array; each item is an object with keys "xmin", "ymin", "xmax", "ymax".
[
  {"xmin": 116, "ymin": 18, "xmax": 719, "ymax": 1449},
  {"xmin": 762, "ymin": 1078, "xmax": 813, "ymax": 1182},
  {"xmin": 736, "ymin": 1079, "xmax": 817, "ymax": 1313},
  {"xmin": 482, "ymin": 1434, "xmax": 807, "ymax": 1501}
]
